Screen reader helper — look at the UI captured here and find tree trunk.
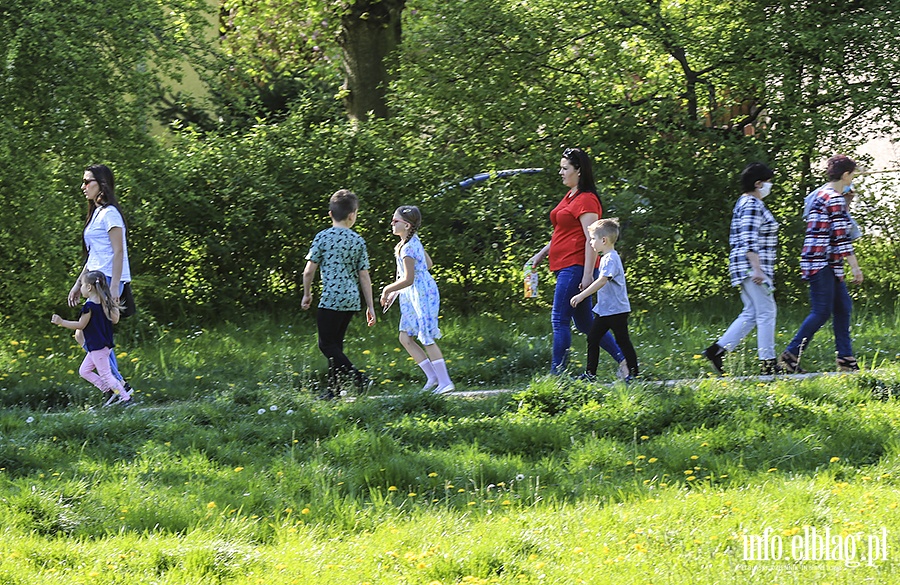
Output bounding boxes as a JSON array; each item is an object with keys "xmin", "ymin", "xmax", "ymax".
[{"xmin": 340, "ymin": 0, "xmax": 406, "ymax": 121}]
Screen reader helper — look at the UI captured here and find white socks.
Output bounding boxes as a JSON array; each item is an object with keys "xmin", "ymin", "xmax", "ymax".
[
  {"xmin": 417, "ymin": 359, "xmax": 439, "ymax": 391},
  {"xmin": 431, "ymin": 359, "xmax": 454, "ymax": 393}
]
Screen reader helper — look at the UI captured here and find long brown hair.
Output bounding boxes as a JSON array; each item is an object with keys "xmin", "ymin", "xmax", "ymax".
[
  {"xmin": 83, "ymin": 270, "xmax": 122, "ymax": 321},
  {"xmin": 82, "ymin": 164, "xmax": 127, "ymax": 259}
]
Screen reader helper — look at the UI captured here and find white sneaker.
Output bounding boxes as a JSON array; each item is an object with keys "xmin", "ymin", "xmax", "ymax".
[
  {"xmin": 422, "ymin": 379, "xmax": 439, "ymax": 392},
  {"xmin": 433, "ymin": 383, "xmax": 455, "ymax": 395},
  {"xmin": 103, "ymin": 388, "xmax": 132, "ymax": 407},
  {"xmin": 617, "ymin": 360, "xmax": 630, "ymax": 380}
]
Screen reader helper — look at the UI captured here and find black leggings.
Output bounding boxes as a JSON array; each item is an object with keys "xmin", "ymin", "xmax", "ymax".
[
  {"xmin": 586, "ymin": 312, "xmax": 638, "ymax": 377},
  {"xmin": 316, "ymin": 308, "xmax": 363, "ymax": 388}
]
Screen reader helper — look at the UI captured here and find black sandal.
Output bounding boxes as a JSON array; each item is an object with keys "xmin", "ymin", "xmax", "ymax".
[
  {"xmin": 779, "ymin": 351, "xmax": 806, "ymax": 374},
  {"xmin": 836, "ymin": 356, "xmax": 860, "ymax": 372}
]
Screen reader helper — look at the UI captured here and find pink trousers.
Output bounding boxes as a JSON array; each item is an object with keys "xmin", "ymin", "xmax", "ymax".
[{"xmin": 79, "ymin": 347, "xmax": 125, "ymax": 394}]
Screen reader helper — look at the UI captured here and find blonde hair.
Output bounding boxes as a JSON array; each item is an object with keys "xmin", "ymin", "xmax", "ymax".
[
  {"xmin": 83, "ymin": 271, "xmax": 122, "ymax": 321},
  {"xmin": 588, "ymin": 217, "xmax": 620, "ymax": 244}
]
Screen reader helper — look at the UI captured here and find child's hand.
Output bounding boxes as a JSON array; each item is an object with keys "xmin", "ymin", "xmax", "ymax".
[
  {"xmin": 300, "ymin": 293, "xmax": 312, "ymax": 310},
  {"xmin": 51, "ymin": 314, "xmax": 61, "ymax": 326},
  {"xmin": 569, "ymin": 293, "xmax": 583, "ymax": 308},
  {"xmin": 366, "ymin": 307, "xmax": 376, "ymax": 327}
]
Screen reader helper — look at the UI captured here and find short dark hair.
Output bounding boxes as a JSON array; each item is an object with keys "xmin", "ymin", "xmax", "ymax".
[
  {"xmin": 739, "ymin": 162, "xmax": 775, "ymax": 192},
  {"xmin": 826, "ymin": 155, "xmax": 857, "ymax": 181},
  {"xmin": 329, "ymin": 189, "xmax": 359, "ymax": 221}
]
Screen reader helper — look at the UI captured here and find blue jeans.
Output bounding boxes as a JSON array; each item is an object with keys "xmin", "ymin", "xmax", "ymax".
[
  {"xmin": 785, "ymin": 265, "xmax": 853, "ymax": 358},
  {"xmin": 551, "ymin": 265, "xmax": 624, "ymax": 373}
]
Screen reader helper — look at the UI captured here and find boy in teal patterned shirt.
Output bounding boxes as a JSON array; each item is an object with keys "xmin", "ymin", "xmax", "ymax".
[{"xmin": 302, "ymin": 189, "xmax": 376, "ymax": 398}]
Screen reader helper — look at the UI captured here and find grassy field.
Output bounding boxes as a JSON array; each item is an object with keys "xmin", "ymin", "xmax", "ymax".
[{"xmin": 2, "ymin": 301, "xmax": 900, "ymax": 583}]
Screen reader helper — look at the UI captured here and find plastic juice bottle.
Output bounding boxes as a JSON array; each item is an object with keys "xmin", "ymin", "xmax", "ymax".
[{"xmin": 524, "ymin": 263, "xmax": 538, "ymax": 298}]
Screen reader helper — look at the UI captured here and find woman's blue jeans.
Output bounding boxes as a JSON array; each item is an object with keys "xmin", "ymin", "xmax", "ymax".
[
  {"xmin": 551, "ymin": 265, "xmax": 624, "ymax": 373},
  {"xmin": 786, "ymin": 265, "xmax": 853, "ymax": 358}
]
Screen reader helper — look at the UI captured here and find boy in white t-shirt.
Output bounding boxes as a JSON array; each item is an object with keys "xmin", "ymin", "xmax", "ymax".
[{"xmin": 570, "ymin": 218, "xmax": 639, "ymax": 381}]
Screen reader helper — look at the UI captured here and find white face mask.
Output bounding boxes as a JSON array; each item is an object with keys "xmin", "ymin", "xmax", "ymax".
[
  {"xmin": 758, "ymin": 182, "xmax": 773, "ymax": 199},
  {"xmin": 843, "ymin": 181, "xmax": 854, "ymax": 194}
]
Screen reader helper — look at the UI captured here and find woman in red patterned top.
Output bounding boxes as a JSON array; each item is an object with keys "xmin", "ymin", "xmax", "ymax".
[
  {"xmin": 529, "ymin": 148, "xmax": 627, "ymax": 376},
  {"xmin": 780, "ymin": 155, "xmax": 864, "ymax": 373}
]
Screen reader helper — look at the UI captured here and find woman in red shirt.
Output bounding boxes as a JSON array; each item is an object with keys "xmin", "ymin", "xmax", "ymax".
[{"xmin": 529, "ymin": 148, "xmax": 627, "ymax": 376}]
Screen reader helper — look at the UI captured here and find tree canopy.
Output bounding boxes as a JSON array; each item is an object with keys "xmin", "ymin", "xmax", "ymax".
[{"xmin": 3, "ymin": 0, "xmax": 900, "ymax": 322}]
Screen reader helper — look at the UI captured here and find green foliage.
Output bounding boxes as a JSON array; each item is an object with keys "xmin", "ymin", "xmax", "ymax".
[
  {"xmin": 6, "ymin": 0, "xmax": 900, "ymax": 323},
  {"xmin": 0, "ymin": 0, "xmax": 211, "ymax": 322}
]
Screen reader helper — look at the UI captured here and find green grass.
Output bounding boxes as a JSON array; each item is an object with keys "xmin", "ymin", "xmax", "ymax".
[{"xmin": 2, "ymin": 301, "xmax": 900, "ymax": 583}]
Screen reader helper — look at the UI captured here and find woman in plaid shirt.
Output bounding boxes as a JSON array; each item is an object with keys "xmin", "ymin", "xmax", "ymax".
[
  {"xmin": 704, "ymin": 163, "xmax": 780, "ymax": 375},
  {"xmin": 780, "ymin": 155, "xmax": 864, "ymax": 373}
]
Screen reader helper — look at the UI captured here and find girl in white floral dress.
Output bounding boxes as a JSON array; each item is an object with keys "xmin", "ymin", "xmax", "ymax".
[{"xmin": 380, "ymin": 206, "xmax": 454, "ymax": 393}]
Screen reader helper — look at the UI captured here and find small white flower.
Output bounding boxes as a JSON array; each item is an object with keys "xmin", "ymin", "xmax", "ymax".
[
  {"xmin": 270, "ymin": 405, "xmax": 278, "ymax": 411},
  {"xmin": 25, "ymin": 416, "xmax": 34, "ymax": 424},
  {"xmin": 339, "ymin": 390, "xmax": 347, "ymax": 397},
  {"xmin": 257, "ymin": 408, "xmax": 266, "ymax": 415},
  {"xmin": 286, "ymin": 409, "xmax": 294, "ymax": 415},
  {"xmin": 515, "ymin": 474, "xmax": 525, "ymax": 482}
]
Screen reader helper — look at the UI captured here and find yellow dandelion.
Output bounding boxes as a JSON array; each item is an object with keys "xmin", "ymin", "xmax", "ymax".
[
  {"xmin": 428, "ymin": 472, "xmax": 438, "ymax": 477},
  {"xmin": 648, "ymin": 457, "xmax": 658, "ymax": 463},
  {"xmin": 301, "ymin": 508, "xmax": 310, "ymax": 515},
  {"xmin": 767, "ymin": 467, "xmax": 778, "ymax": 473},
  {"xmin": 388, "ymin": 486, "xmax": 398, "ymax": 492},
  {"xmin": 830, "ymin": 457, "xmax": 841, "ymax": 463},
  {"xmin": 234, "ymin": 466, "xmax": 244, "ymax": 473},
  {"xmin": 362, "ymin": 350, "xmax": 371, "ymax": 355},
  {"xmin": 207, "ymin": 502, "xmax": 217, "ymax": 509},
  {"xmin": 690, "ymin": 455, "xmax": 699, "ymax": 460},
  {"xmin": 408, "ymin": 492, "xmax": 417, "ymax": 497}
]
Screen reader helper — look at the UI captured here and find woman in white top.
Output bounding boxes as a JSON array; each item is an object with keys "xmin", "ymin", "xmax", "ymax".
[{"xmin": 68, "ymin": 164, "xmax": 132, "ymax": 389}]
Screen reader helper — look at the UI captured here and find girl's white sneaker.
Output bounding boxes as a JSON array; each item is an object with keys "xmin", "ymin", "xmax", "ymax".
[
  {"xmin": 433, "ymin": 383, "xmax": 455, "ymax": 395},
  {"xmin": 422, "ymin": 379, "xmax": 439, "ymax": 392}
]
